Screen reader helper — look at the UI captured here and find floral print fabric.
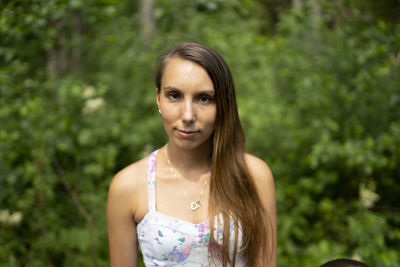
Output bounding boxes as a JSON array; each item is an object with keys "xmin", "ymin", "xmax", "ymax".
[{"xmin": 136, "ymin": 150, "xmax": 247, "ymax": 266}]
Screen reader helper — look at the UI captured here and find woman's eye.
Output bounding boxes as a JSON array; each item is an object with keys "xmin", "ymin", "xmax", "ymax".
[
  {"xmin": 167, "ymin": 92, "xmax": 180, "ymax": 100},
  {"xmin": 198, "ymin": 95, "xmax": 213, "ymax": 103}
]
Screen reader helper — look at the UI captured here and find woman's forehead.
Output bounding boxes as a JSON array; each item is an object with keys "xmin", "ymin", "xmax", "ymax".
[{"xmin": 161, "ymin": 57, "xmax": 214, "ymax": 91}]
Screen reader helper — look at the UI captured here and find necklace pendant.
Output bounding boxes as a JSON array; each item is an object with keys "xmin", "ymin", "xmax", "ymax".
[{"xmin": 190, "ymin": 201, "xmax": 200, "ymax": 211}]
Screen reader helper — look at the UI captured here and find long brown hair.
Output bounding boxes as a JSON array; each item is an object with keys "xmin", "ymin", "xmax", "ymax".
[{"xmin": 156, "ymin": 42, "xmax": 271, "ymax": 266}]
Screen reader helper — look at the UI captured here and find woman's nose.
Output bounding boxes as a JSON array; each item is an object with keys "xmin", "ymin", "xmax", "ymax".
[{"xmin": 181, "ymin": 100, "xmax": 196, "ymax": 124}]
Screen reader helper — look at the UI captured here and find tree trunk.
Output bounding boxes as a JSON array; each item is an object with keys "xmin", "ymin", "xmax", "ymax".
[
  {"xmin": 292, "ymin": 0, "xmax": 303, "ymax": 11},
  {"xmin": 46, "ymin": 48, "xmax": 58, "ymax": 79},
  {"xmin": 310, "ymin": 0, "xmax": 322, "ymax": 23},
  {"xmin": 140, "ymin": 0, "xmax": 155, "ymax": 42},
  {"xmin": 46, "ymin": 22, "xmax": 68, "ymax": 78},
  {"xmin": 46, "ymin": 30, "xmax": 68, "ymax": 78}
]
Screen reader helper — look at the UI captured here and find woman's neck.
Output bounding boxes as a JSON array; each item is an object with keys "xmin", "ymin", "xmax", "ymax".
[{"xmin": 164, "ymin": 142, "xmax": 211, "ymax": 182}]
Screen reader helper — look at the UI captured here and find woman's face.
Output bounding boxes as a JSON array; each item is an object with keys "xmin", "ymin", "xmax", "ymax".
[{"xmin": 157, "ymin": 57, "xmax": 216, "ymax": 151}]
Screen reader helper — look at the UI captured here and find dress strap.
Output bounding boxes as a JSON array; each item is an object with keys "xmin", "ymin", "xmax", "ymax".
[{"xmin": 147, "ymin": 150, "xmax": 158, "ymax": 211}]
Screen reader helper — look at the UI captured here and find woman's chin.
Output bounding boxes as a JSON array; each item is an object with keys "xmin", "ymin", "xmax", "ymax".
[{"xmin": 168, "ymin": 136, "xmax": 212, "ymax": 151}]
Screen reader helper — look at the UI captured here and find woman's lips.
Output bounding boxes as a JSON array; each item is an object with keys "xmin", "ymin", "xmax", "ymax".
[{"xmin": 176, "ymin": 129, "xmax": 198, "ymax": 138}]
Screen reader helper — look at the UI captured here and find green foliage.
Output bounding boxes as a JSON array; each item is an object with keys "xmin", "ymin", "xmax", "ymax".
[
  {"xmin": 245, "ymin": 7, "xmax": 400, "ymax": 266},
  {"xmin": 1, "ymin": 0, "xmax": 399, "ymax": 266}
]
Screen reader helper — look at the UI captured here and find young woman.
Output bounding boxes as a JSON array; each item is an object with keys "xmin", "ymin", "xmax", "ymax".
[{"xmin": 107, "ymin": 42, "xmax": 276, "ymax": 266}]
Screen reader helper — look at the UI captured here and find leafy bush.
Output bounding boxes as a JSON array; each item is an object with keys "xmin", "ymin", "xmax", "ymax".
[{"xmin": 1, "ymin": 1, "xmax": 398, "ymax": 266}]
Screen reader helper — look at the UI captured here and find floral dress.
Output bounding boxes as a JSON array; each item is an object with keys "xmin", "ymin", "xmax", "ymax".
[{"xmin": 136, "ymin": 150, "xmax": 248, "ymax": 266}]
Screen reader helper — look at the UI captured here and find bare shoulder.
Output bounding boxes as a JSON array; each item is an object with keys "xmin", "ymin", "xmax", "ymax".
[
  {"xmin": 244, "ymin": 153, "xmax": 274, "ymax": 188},
  {"xmin": 108, "ymin": 155, "xmax": 149, "ymax": 207},
  {"xmin": 107, "ymin": 156, "xmax": 150, "ymax": 266}
]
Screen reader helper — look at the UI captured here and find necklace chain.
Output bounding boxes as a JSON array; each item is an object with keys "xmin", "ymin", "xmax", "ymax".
[{"xmin": 164, "ymin": 146, "xmax": 209, "ymax": 211}]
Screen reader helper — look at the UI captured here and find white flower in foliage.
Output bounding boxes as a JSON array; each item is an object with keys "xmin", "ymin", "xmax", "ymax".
[
  {"xmin": 9, "ymin": 211, "xmax": 23, "ymax": 225},
  {"xmin": 359, "ymin": 182, "xmax": 379, "ymax": 209},
  {"xmin": 0, "ymin": 210, "xmax": 23, "ymax": 226},
  {"xmin": 83, "ymin": 97, "xmax": 105, "ymax": 114},
  {"xmin": 83, "ymin": 86, "xmax": 96, "ymax": 99}
]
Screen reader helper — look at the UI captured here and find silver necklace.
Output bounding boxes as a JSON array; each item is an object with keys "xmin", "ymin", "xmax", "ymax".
[{"xmin": 164, "ymin": 146, "xmax": 209, "ymax": 211}]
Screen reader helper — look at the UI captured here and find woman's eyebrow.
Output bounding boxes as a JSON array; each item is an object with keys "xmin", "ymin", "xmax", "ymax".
[
  {"xmin": 163, "ymin": 86, "xmax": 181, "ymax": 91},
  {"xmin": 197, "ymin": 90, "xmax": 215, "ymax": 96},
  {"xmin": 163, "ymin": 86, "xmax": 214, "ymax": 96}
]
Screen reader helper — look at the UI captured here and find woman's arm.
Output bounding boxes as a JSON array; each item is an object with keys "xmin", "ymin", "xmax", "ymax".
[
  {"xmin": 246, "ymin": 154, "xmax": 277, "ymax": 267},
  {"xmin": 107, "ymin": 170, "xmax": 138, "ymax": 267}
]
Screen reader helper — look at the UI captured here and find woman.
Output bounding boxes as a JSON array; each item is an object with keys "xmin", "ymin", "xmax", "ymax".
[{"xmin": 107, "ymin": 42, "xmax": 276, "ymax": 266}]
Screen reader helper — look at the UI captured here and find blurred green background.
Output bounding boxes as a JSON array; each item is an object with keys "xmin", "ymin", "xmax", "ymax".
[{"xmin": 1, "ymin": 0, "xmax": 399, "ymax": 266}]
